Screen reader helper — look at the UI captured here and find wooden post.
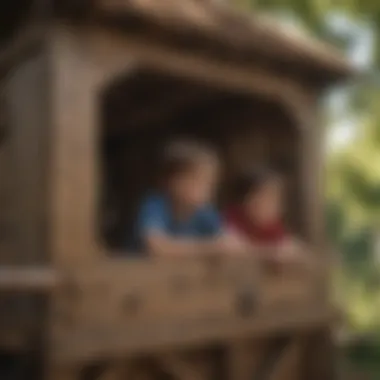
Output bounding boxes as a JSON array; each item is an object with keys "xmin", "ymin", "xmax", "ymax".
[
  {"xmin": 5, "ymin": 53, "xmax": 50, "ymax": 264},
  {"xmin": 301, "ymin": 328, "xmax": 339, "ymax": 380},
  {"xmin": 45, "ymin": 27, "xmax": 104, "ymax": 380},
  {"xmin": 269, "ymin": 340, "xmax": 300, "ymax": 380},
  {"xmin": 227, "ymin": 340, "xmax": 265, "ymax": 380},
  {"xmin": 49, "ymin": 28, "xmax": 101, "ymax": 266},
  {"xmin": 296, "ymin": 96, "xmax": 325, "ymax": 247},
  {"xmin": 293, "ymin": 93, "xmax": 337, "ymax": 380},
  {"xmin": 2, "ymin": 51, "xmax": 52, "ymax": 360},
  {"xmin": 45, "ymin": 26, "xmax": 137, "ymax": 379}
]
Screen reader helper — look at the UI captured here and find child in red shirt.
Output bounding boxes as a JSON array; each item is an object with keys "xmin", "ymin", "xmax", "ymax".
[{"xmin": 224, "ymin": 168, "xmax": 302, "ymax": 262}]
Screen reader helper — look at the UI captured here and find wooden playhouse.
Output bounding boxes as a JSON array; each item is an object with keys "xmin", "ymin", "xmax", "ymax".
[{"xmin": 0, "ymin": 1, "xmax": 354, "ymax": 379}]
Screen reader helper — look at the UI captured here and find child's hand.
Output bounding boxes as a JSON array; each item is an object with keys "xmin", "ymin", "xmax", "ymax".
[
  {"xmin": 218, "ymin": 234, "xmax": 250, "ymax": 256},
  {"xmin": 275, "ymin": 239, "xmax": 302, "ymax": 263}
]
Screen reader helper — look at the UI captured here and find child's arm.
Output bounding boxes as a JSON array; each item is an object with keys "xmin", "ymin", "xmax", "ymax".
[
  {"xmin": 145, "ymin": 232, "xmax": 223, "ymax": 257},
  {"xmin": 281, "ymin": 236, "xmax": 306, "ymax": 254},
  {"xmin": 221, "ymin": 226, "xmax": 252, "ymax": 256},
  {"xmin": 138, "ymin": 199, "xmax": 225, "ymax": 257},
  {"xmin": 269, "ymin": 235, "xmax": 309, "ymax": 266}
]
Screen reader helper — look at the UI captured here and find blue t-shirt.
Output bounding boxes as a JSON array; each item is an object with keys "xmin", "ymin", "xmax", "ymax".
[{"xmin": 131, "ymin": 193, "xmax": 222, "ymax": 254}]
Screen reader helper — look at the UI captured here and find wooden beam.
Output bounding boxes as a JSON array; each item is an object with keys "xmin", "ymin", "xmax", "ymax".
[
  {"xmin": 296, "ymin": 97, "xmax": 325, "ymax": 246},
  {"xmin": 96, "ymin": 362, "xmax": 126, "ymax": 380},
  {"xmin": 159, "ymin": 353, "xmax": 210, "ymax": 380},
  {"xmin": 0, "ymin": 25, "xmax": 45, "ymax": 79},
  {"xmin": 227, "ymin": 340, "xmax": 266, "ymax": 380},
  {"xmin": 79, "ymin": 26, "xmax": 309, "ymax": 124},
  {"xmin": 251, "ymin": 337, "xmax": 290, "ymax": 380},
  {"xmin": 0, "ymin": 266, "xmax": 60, "ymax": 292},
  {"xmin": 301, "ymin": 328, "xmax": 339, "ymax": 380},
  {"xmin": 267, "ymin": 340, "xmax": 299, "ymax": 380},
  {"xmin": 5, "ymin": 52, "xmax": 51, "ymax": 263},
  {"xmin": 49, "ymin": 26, "xmax": 101, "ymax": 265},
  {"xmin": 46, "ymin": 366, "xmax": 80, "ymax": 380},
  {"xmin": 105, "ymin": 86, "xmax": 214, "ymax": 132}
]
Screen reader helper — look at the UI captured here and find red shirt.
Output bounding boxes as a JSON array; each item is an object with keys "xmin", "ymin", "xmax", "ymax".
[{"xmin": 224, "ymin": 206, "xmax": 286, "ymax": 245}]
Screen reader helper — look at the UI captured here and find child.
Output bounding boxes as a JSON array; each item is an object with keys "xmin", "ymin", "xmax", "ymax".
[
  {"xmin": 134, "ymin": 140, "xmax": 243, "ymax": 257},
  {"xmin": 224, "ymin": 167, "xmax": 302, "ymax": 261}
]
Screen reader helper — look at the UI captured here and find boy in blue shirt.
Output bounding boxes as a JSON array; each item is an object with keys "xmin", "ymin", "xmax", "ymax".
[{"xmin": 134, "ymin": 140, "xmax": 241, "ymax": 257}]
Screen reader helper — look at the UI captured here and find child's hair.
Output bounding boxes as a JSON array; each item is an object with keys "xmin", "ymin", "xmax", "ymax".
[
  {"xmin": 161, "ymin": 139, "xmax": 218, "ymax": 181},
  {"xmin": 233, "ymin": 166, "xmax": 282, "ymax": 202}
]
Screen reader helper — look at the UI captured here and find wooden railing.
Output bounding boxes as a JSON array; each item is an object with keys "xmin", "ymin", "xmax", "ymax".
[{"xmin": 0, "ymin": 266, "xmax": 61, "ymax": 291}]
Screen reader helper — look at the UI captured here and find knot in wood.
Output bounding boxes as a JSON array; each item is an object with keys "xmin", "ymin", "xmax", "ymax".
[{"xmin": 235, "ymin": 287, "xmax": 257, "ymax": 317}]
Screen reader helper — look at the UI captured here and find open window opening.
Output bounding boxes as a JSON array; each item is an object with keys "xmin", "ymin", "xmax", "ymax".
[{"xmin": 99, "ymin": 68, "xmax": 301, "ymax": 254}]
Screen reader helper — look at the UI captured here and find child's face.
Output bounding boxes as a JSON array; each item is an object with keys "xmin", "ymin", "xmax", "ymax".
[
  {"xmin": 169, "ymin": 162, "xmax": 218, "ymax": 208},
  {"xmin": 245, "ymin": 179, "xmax": 284, "ymax": 225}
]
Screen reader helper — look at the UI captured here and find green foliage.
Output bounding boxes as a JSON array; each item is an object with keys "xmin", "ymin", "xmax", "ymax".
[{"xmin": 244, "ymin": 0, "xmax": 380, "ymax": 66}]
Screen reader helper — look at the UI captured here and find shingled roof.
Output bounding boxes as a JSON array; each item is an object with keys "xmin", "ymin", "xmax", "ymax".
[{"xmin": 91, "ymin": 0, "xmax": 354, "ymax": 84}]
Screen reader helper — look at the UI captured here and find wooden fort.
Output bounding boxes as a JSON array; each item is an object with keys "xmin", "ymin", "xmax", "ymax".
[{"xmin": 0, "ymin": 1, "xmax": 354, "ymax": 379}]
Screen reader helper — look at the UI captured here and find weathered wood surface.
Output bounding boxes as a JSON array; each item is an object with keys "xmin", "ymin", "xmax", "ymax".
[
  {"xmin": 94, "ymin": 0, "xmax": 353, "ymax": 82},
  {"xmin": 227, "ymin": 339, "xmax": 267, "ymax": 380},
  {"xmin": 46, "ymin": 255, "xmax": 331, "ymax": 364},
  {"xmin": 0, "ymin": 8, "xmax": 350, "ymax": 379},
  {"xmin": 1, "ymin": 53, "xmax": 50, "ymax": 265},
  {"xmin": 0, "ymin": 266, "xmax": 60, "ymax": 292},
  {"xmin": 0, "ymin": 53, "xmax": 51, "ymax": 354}
]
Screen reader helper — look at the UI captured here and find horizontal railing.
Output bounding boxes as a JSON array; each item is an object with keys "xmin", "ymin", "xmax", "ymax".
[{"xmin": 0, "ymin": 266, "xmax": 61, "ymax": 291}]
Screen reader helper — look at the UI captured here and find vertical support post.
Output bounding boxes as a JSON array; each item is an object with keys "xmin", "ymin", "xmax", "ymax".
[
  {"xmin": 227, "ymin": 340, "xmax": 266, "ymax": 380},
  {"xmin": 294, "ymin": 94, "xmax": 325, "ymax": 247},
  {"xmin": 2, "ymin": 52, "xmax": 51, "ymax": 353},
  {"xmin": 49, "ymin": 27, "xmax": 100, "ymax": 266},
  {"xmin": 45, "ymin": 26, "xmax": 138, "ymax": 380},
  {"xmin": 291, "ymin": 94, "xmax": 337, "ymax": 380},
  {"xmin": 5, "ymin": 53, "xmax": 50, "ymax": 264},
  {"xmin": 269, "ymin": 340, "xmax": 300, "ymax": 380},
  {"xmin": 301, "ymin": 328, "xmax": 339, "ymax": 380},
  {"xmin": 46, "ymin": 27, "xmax": 103, "ymax": 380}
]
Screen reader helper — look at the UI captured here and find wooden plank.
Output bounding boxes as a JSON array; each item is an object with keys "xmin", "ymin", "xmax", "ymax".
[
  {"xmin": 5, "ymin": 52, "xmax": 50, "ymax": 264},
  {"xmin": 267, "ymin": 340, "xmax": 300, "ymax": 380},
  {"xmin": 46, "ymin": 366, "xmax": 79, "ymax": 380},
  {"xmin": 0, "ymin": 52, "xmax": 51, "ymax": 351},
  {"xmin": 78, "ymin": 26, "xmax": 309, "ymax": 125},
  {"xmin": 49, "ymin": 28, "xmax": 102, "ymax": 265},
  {"xmin": 0, "ymin": 96, "xmax": 16, "ymax": 264},
  {"xmin": 227, "ymin": 340, "xmax": 267, "ymax": 380},
  {"xmin": 46, "ymin": 28, "xmax": 107, "ymax": 377},
  {"xmin": 97, "ymin": 363, "xmax": 124, "ymax": 380},
  {"xmin": 47, "ymin": 255, "xmax": 332, "ymax": 364},
  {"xmin": 52, "ymin": 301, "xmax": 334, "ymax": 364},
  {"xmin": 51, "ymin": 258, "xmax": 254, "ymax": 339},
  {"xmin": 0, "ymin": 266, "xmax": 60, "ymax": 292},
  {"xmin": 301, "ymin": 328, "xmax": 339, "ymax": 380},
  {"xmin": 58, "ymin": 304, "xmax": 333, "ymax": 356},
  {"xmin": 0, "ymin": 25, "xmax": 45, "ymax": 79},
  {"xmin": 295, "ymin": 97, "xmax": 325, "ymax": 246},
  {"xmin": 160, "ymin": 355, "xmax": 202, "ymax": 380},
  {"xmin": 95, "ymin": 0, "xmax": 353, "ymax": 78},
  {"xmin": 159, "ymin": 351, "xmax": 217, "ymax": 380}
]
